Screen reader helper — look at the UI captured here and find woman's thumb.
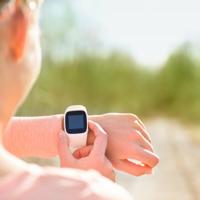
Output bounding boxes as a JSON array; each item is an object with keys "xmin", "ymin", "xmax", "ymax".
[{"xmin": 58, "ymin": 131, "xmax": 74, "ymax": 166}]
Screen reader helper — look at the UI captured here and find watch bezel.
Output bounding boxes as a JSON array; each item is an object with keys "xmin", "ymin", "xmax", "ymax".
[{"xmin": 64, "ymin": 110, "xmax": 87, "ymax": 134}]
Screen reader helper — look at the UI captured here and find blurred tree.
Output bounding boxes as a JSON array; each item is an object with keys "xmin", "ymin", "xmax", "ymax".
[
  {"xmin": 41, "ymin": 0, "xmax": 77, "ymax": 59},
  {"xmin": 40, "ymin": 0, "xmax": 103, "ymax": 61},
  {"xmin": 156, "ymin": 47, "xmax": 200, "ymax": 120}
]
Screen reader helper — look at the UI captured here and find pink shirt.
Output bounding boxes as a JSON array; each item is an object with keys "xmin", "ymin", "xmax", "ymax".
[{"xmin": 0, "ymin": 165, "xmax": 132, "ymax": 200}]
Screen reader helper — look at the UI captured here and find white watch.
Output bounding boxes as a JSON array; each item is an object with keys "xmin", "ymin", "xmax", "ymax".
[{"xmin": 64, "ymin": 105, "xmax": 88, "ymax": 148}]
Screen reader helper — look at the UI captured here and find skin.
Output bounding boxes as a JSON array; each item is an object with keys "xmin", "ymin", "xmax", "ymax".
[
  {"xmin": 0, "ymin": 1, "xmax": 132, "ymax": 199},
  {"xmin": 88, "ymin": 114, "xmax": 159, "ymax": 175},
  {"xmin": 0, "ymin": 0, "xmax": 41, "ymax": 130},
  {"xmin": 0, "ymin": 0, "xmax": 43, "ymax": 175},
  {"xmin": 3, "ymin": 114, "xmax": 159, "ymax": 176},
  {"xmin": 0, "ymin": 0, "xmax": 159, "ymax": 199},
  {"xmin": 58, "ymin": 121, "xmax": 116, "ymax": 182},
  {"xmin": 0, "ymin": 2, "xmax": 159, "ymax": 179}
]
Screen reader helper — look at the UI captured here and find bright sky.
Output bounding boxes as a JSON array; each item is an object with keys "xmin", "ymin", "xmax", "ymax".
[{"xmin": 74, "ymin": 0, "xmax": 200, "ymax": 66}]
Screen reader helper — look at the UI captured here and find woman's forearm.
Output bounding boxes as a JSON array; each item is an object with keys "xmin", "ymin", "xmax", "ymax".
[{"xmin": 3, "ymin": 115, "xmax": 63, "ymax": 158}]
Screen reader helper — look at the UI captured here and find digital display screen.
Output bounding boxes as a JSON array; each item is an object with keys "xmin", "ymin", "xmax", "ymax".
[
  {"xmin": 65, "ymin": 111, "xmax": 87, "ymax": 134},
  {"xmin": 68, "ymin": 115, "xmax": 85, "ymax": 130}
]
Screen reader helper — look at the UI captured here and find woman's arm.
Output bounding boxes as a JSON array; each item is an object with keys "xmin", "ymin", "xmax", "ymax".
[
  {"xmin": 3, "ymin": 115, "xmax": 63, "ymax": 157},
  {"xmin": 3, "ymin": 114, "xmax": 159, "ymax": 176}
]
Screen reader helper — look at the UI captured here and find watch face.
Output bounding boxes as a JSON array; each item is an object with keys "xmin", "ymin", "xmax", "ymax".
[{"xmin": 65, "ymin": 111, "xmax": 87, "ymax": 134}]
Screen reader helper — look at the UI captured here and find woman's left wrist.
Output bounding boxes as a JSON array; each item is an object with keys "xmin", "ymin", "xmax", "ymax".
[{"xmin": 87, "ymin": 115, "xmax": 102, "ymax": 145}]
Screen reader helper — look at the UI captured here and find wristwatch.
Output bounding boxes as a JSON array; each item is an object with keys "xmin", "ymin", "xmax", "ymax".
[{"xmin": 64, "ymin": 105, "xmax": 88, "ymax": 148}]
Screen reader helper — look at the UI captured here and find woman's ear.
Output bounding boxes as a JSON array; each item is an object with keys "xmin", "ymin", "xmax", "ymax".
[{"xmin": 9, "ymin": 6, "xmax": 28, "ymax": 62}]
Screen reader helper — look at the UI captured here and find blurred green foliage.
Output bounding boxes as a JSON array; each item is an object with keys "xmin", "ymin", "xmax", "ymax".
[{"xmin": 18, "ymin": 49, "xmax": 200, "ymax": 123}]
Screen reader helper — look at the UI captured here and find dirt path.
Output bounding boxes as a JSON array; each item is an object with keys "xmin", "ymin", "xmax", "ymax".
[{"xmin": 117, "ymin": 119, "xmax": 200, "ymax": 200}]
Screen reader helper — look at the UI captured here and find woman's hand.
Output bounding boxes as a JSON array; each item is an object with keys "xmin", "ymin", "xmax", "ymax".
[
  {"xmin": 58, "ymin": 121, "xmax": 115, "ymax": 182},
  {"xmin": 88, "ymin": 113, "xmax": 159, "ymax": 176}
]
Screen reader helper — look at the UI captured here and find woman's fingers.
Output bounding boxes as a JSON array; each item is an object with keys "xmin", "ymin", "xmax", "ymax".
[
  {"xmin": 73, "ymin": 145, "xmax": 93, "ymax": 159},
  {"xmin": 104, "ymin": 158, "xmax": 116, "ymax": 182},
  {"xmin": 129, "ymin": 114, "xmax": 146, "ymax": 129},
  {"xmin": 132, "ymin": 130, "xmax": 154, "ymax": 152},
  {"xmin": 133, "ymin": 120, "xmax": 151, "ymax": 143},
  {"xmin": 127, "ymin": 144, "xmax": 159, "ymax": 168},
  {"xmin": 88, "ymin": 121, "xmax": 108, "ymax": 158},
  {"xmin": 112, "ymin": 159, "xmax": 152, "ymax": 176},
  {"xmin": 58, "ymin": 131, "xmax": 75, "ymax": 166}
]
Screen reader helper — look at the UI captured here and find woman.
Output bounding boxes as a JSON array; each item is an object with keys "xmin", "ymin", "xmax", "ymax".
[{"xmin": 0, "ymin": 0, "xmax": 159, "ymax": 199}]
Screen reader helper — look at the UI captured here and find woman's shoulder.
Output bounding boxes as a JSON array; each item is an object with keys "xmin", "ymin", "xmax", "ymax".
[{"xmin": 0, "ymin": 164, "xmax": 132, "ymax": 200}]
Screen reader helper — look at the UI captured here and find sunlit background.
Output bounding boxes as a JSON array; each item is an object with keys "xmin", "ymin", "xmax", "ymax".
[
  {"xmin": 40, "ymin": 0, "xmax": 200, "ymax": 66},
  {"xmin": 19, "ymin": 0, "xmax": 200, "ymax": 199}
]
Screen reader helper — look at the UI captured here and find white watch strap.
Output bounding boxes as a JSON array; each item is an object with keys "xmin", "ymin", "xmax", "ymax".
[
  {"xmin": 67, "ymin": 133, "xmax": 88, "ymax": 148},
  {"xmin": 64, "ymin": 105, "xmax": 88, "ymax": 148}
]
